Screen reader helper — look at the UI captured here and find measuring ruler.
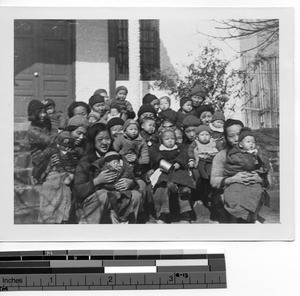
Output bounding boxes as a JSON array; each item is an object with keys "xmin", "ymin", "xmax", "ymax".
[{"xmin": 0, "ymin": 250, "xmax": 226, "ymax": 291}]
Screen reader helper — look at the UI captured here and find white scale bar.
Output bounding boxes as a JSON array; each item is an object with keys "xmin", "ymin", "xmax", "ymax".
[
  {"xmin": 105, "ymin": 266, "xmax": 157, "ymax": 273},
  {"xmin": 156, "ymin": 259, "xmax": 208, "ymax": 266}
]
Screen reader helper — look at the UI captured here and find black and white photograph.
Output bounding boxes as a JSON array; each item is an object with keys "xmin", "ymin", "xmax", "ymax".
[{"xmin": 0, "ymin": 6, "xmax": 293, "ymax": 241}]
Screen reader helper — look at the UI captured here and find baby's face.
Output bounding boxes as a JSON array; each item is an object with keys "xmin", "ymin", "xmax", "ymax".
[
  {"xmin": 159, "ymin": 98, "xmax": 170, "ymax": 111},
  {"xmin": 198, "ymin": 131, "xmax": 211, "ymax": 144},
  {"xmin": 116, "ymin": 90, "xmax": 127, "ymax": 100},
  {"xmin": 212, "ymin": 119, "xmax": 224, "ymax": 129},
  {"xmin": 162, "ymin": 131, "xmax": 176, "ymax": 148},
  {"xmin": 125, "ymin": 124, "xmax": 139, "ymax": 139},
  {"xmin": 142, "ymin": 119, "xmax": 156, "ymax": 134},
  {"xmin": 110, "ymin": 125, "xmax": 123, "ymax": 139},
  {"xmin": 107, "ymin": 159, "xmax": 121, "ymax": 171},
  {"xmin": 200, "ymin": 111, "xmax": 213, "ymax": 125},
  {"xmin": 239, "ymin": 136, "xmax": 256, "ymax": 151},
  {"xmin": 174, "ymin": 130, "xmax": 183, "ymax": 144},
  {"xmin": 110, "ymin": 108, "xmax": 119, "ymax": 116},
  {"xmin": 46, "ymin": 105, "xmax": 55, "ymax": 115},
  {"xmin": 182, "ymin": 101, "xmax": 193, "ymax": 113}
]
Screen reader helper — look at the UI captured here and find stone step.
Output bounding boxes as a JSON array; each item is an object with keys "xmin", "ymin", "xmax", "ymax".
[
  {"xmin": 14, "ymin": 152, "xmax": 32, "ymax": 169},
  {"xmin": 14, "ymin": 167, "xmax": 34, "ymax": 185},
  {"xmin": 14, "ymin": 185, "xmax": 41, "ymax": 224}
]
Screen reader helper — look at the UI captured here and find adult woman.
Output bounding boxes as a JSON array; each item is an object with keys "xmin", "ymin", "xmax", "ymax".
[
  {"xmin": 27, "ymin": 99, "xmax": 57, "ymax": 183},
  {"xmin": 67, "ymin": 101, "xmax": 91, "ymax": 119},
  {"xmin": 73, "ymin": 123, "xmax": 141, "ymax": 224},
  {"xmin": 210, "ymin": 119, "xmax": 264, "ymax": 223}
]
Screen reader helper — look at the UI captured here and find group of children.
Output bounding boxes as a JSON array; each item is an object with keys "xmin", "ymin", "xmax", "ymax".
[{"xmin": 31, "ymin": 84, "xmax": 269, "ymax": 224}]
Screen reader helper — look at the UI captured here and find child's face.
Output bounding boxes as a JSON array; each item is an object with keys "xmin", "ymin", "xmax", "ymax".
[
  {"xmin": 198, "ymin": 131, "xmax": 211, "ymax": 144},
  {"xmin": 239, "ymin": 136, "xmax": 256, "ymax": 151},
  {"xmin": 88, "ymin": 116, "xmax": 97, "ymax": 124},
  {"xmin": 159, "ymin": 98, "xmax": 170, "ymax": 111},
  {"xmin": 74, "ymin": 106, "xmax": 88, "ymax": 118},
  {"xmin": 191, "ymin": 95, "xmax": 205, "ymax": 107},
  {"xmin": 141, "ymin": 119, "xmax": 156, "ymax": 134},
  {"xmin": 200, "ymin": 111, "xmax": 213, "ymax": 125},
  {"xmin": 151, "ymin": 99, "xmax": 160, "ymax": 112},
  {"xmin": 182, "ymin": 101, "xmax": 193, "ymax": 113},
  {"xmin": 125, "ymin": 124, "xmax": 139, "ymax": 139},
  {"xmin": 212, "ymin": 119, "xmax": 224, "ymax": 129},
  {"xmin": 162, "ymin": 131, "xmax": 176, "ymax": 148},
  {"xmin": 92, "ymin": 102, "xmax": 106, "ymax": 115},
  {"xmin": 116, "ymin": 90, "xmax": 127, "ymax": 101},
  {"xmin": 110, "ymin": 125, "xmax": 123, "ymax": 139},
  {"xmin": 175, "ymin": 129, "xmax": 183, "ymax": 144},
  {"xmin": 107, "ymin": 159, "xmax": 121, "ymax": 172},
  {"xmin": 46, "ymin": 105, "xmax": 55, "ymax": 115},
  {"xmin": 110, "ymin": 108, "xmax": 120, "ymax": 117}
]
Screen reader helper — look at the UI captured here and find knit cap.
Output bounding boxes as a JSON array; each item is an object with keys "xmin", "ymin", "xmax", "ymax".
[
  {"xmin": 88, "ymin": 111, "xmax": 101, "ymax": 121},
  {"xmin": 89, "ymin": 94, "xmax": 105, "ymax": 107},
  {"xmin": 182, "ymin": 115, "xmax": 201, "ymax": 129},
  {"xmin": 180, "ymin": 97, "xmax": 193, "ymax": 108},
  {"xmin": 190, "ymin": 85, "xmax": 207, "ymax": 96},
  {"xmin": 238, "ymin": 127, "xmax": 255, "ymax": 142},
  {"xmin": 137, "ymin": 104, "xmax": 157, "ymax": 118},
  {"xmin": 110, "ymin": 104, "xmax": 121, "ymax": 113},
  {"xmin": 68, "ymin": 115, "xmax": 89, "ymax": 129},
  {"xmin": 27, "ymin": 99, "xmax": 45, "ymax": 116},
  {"xmin": 116, "ymin": 86, "xmax": 128, "ymax": 95},
  {"xmin": 196, "ymin": 125, "xmax": 211, "ymax": 135},
  {"xmin": 142, "ymin": 93, "xmax": 159, "ymax": 105},
  {"xmin": 93, "ymin": 88, "xmax": 107, "ymax": 95},
  {"xmin": 42, "ymin": 98, "xmax": 55, "ymax": 108},
  {"xmin": 58, "ymin": 131, "xmax": 75, "ymax": 147},
  {"xmin": 104, "ymin": 151, "xmax": 121, "ymax": 163},
  {"xmin": 123, "ymin": 119, "xmax": 139, "ymax": 131},
  {"xmin": 159, "ymin": 109, "xmax": 178, "ymax": 125},
  {"xmin": 198, "ymin": 104, "xmax": 215, "ymax": 118},
  {"xmin": 212, "ymin": 111, "xmax": 225, "ymax": 122},
  {"xmin": 106, "ymin": 117, "xmax": 125, "ymax": 131}
]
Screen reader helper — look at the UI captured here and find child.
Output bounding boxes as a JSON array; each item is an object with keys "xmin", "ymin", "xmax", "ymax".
[
  {"xmin": 157, "ymin": 109, "xmax": 178, "ymax": 132},
  {"xmin": 209, "ymin": 111, "xmax": 226, "ymax": 151},
  {"xmin": 137, "ymin": 104, "xmax": 157, "ymax": 123},
  {"xmin": 42, "ymin": 98, "xmax": 68, "ymax": 135},
  {"xmin": 159, "ymin": 96, "xmax": 171, "ymax": 111},
  {"xmin": 140, "ymin": 116, "xmax": 159, "ymax": 147},
  {"xmin": 107, "ymin": 104, "xmax": 122, "ymax": 122},
  {"xmin": 223, "ymin": 128, "xmax": 270, "ymax": 222},
  {"xmin": 38, "ymin": 131, "xmax": 79, "ymax": 224},
  {"xmin": 177, "ymin": 97, "xmax": 195, "ymax": 127},
  {"xmin": 113, "ymin": 119, "xmax": 149, "ymax": 174},
  {"xmin": 174, "ymin": 128, "xmax": 183, "ymax": 145},
  {"xmin": 106, "ymin": 117, "xmax": 125, "ymax": 141},
  {"xmin": 106, "ymin": 86, "xmax": 134, "ymax": 121},
  {"xmin": 88, "ymin": 111, "xmax": 101, "ymax": 125},
  {"xmin": 142, "ymin": 93, "xmax": 160, "ymax": 113},
  {"xmin": 149, "ymin": 128, "xmax": 195, "ymax": 223},
  {"xmin": 88, "ymin": 94, "xmax": 107, "ymax": 123},
  {"xmin": 101, "ymin": 151, "xmax": 139, "ymax": 223},
  {"xmin": 188, "ymin": 125, "xmax": 219, "ymax": 179}
]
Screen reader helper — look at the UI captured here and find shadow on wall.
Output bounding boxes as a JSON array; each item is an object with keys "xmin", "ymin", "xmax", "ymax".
[{"xmin": 141, "ymin": 39, "xmax": 179, "ymax": 98}]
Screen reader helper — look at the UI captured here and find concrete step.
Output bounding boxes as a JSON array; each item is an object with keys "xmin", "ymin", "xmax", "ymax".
[
  {"xmin": 14, "ymin": 167, "xmax": 34, "ymax": 185},
  {"xmin": 14, "ymin": 185, "xmax": 41, "ymax": 224},
  {"xmin": 14, "ymin": 152, "xmax": 32, "ymax": 168}
]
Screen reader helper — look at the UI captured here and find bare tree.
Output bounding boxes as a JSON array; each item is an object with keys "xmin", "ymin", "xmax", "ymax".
[{"xmin": 200, "ymin": 19, "xmax": 279, "ymax": 54}]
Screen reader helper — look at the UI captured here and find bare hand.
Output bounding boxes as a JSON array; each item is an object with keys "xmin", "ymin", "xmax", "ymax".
[
  {"xmin": 232, "ymin": 171, "xmax": 262, "ymax": 185},
  {"xmin": 94, "ymin": 170, "xmax": 117, "ymax": 186},
  {"xmin": 115, "ymin": 178, "xmax": 134, "ymax": 191},
  {"xmin": 173, "ymin": 163, "xmax": 180, "ymax": 170},
  {"xmin": 188, "ymin": 160, "xmax": 195, "ymax": 168},
  {"xmin": 125, "ymin": 153, "xmax": 137, "ymax": 163}
]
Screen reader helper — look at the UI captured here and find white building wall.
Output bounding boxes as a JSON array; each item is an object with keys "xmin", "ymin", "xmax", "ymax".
[{"xmin": 75, "ymin": 20, "xmax": 109, "ymax": 103}]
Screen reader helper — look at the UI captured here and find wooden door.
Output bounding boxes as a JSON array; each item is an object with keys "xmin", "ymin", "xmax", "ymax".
[{"xmin": 14, "ymin": 20, "xmax": 75, "ymax": 119}]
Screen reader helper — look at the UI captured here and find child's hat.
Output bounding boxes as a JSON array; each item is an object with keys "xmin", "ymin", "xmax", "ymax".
[
  {"xmin": 212, "ymin": 111, "xmax": 225, "ymax": 122},
  {"xmin": 68, "ymin": 115, "xmax": 89, "ymax": 129},
  {"xmin": 106, "ymin": 117, "xmax": 125, "ymax": 130},
  {"xmin": 104, "ymin": 151, "xmax": 121, "ymax": 163},
  {"xmin": 159, "ymin": 109, "xmax": 177, "ymax": 125},
  {"xmin": 190, "ymin": 85, "xmax": 207, "ymax": 96},
  {"xmin": 182, "ymin": 115, "xmax": 201, "ymax": 129},
  {"xmin": 123, "ymin": 119, "xmax": 139, "ymax": 131},
  {"xmin": 198, "ymin": 104, "xmax": 214, "ymax": 118},
  {"xmin": 238, "ymin": 127, "xmax": 255, "ymax": 142},
  {"xmin": 180, "ymin": 97, "xmax": 193, "ymax": 107},
  {"xmin": 196, "ymin": 125, "xmax": 211, "ymax": 135},
  {"xmin": 116, "ymin": 86, "xmax": 128, "ymax": 95},
  {"xmin": 89, "ymin": 94, "xmax": 105, "ymax": 107},
  {"xmin": 58, "ymin": 131, "xmax": 75, "ymax": 147},
  {"xmin": 27, "ymin": 99, "xmax": 45, "ymax": 116},
  {"xmin": 88, "ymin": 111, "xmax": 101, "ymax": 121},
  {"xmin": 42, "ymin": 98, "xmax": 55, "ymax": 108},
  {"xmin": 142, "ymin": 93, "xmax": 159, "ymax": 105},
  {"xmin": 138, "ymin": 104, "xmax": 157, "ymax": 118}
]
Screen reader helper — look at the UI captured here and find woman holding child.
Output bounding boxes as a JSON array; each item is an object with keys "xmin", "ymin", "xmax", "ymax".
[{"xmin": 73, "ymin": 123, "xmax": 141, "ymax": 224}]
